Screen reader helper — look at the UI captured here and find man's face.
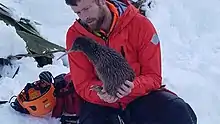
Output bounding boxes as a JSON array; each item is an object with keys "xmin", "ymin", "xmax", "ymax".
[{"xmin": 71, "ymin": 0, "xmax": 105, "ymax": 30}]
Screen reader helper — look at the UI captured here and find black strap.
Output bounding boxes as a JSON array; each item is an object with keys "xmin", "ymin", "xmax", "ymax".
[
  {"xmin": 7, "ymin": 49, "xmax": 65, "ymax": 60},
  {"xmin": 60, "ymin": 115, "xmax": 79, "ymax": 124},
  {"xmin": 0, "ymin": 101, "xmax": 8, "ymax": 105},
  {"xmin": 0, "ymin": 95, "xmax": 17, "ymax": 105}
]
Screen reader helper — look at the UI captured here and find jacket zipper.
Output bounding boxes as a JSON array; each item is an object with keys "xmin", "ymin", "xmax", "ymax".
[{"xmin": 95, "ymin": 31, "xmax": 109, "ymax": 46}]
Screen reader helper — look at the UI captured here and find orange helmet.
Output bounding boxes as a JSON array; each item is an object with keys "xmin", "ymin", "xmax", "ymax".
[{"xmin": 16, "ymin": 80, "xmax": 56, "ymax": 117}]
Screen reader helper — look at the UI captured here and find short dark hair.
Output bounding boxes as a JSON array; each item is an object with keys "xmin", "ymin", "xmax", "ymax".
[{"xmin": 65, "ymin": 0, "xmax": 80, "ymax": 6}]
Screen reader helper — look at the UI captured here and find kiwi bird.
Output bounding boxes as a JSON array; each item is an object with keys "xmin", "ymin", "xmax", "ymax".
[{"xmin": 70, "ymin": 36, "xmax": 135, "ymax": 97}]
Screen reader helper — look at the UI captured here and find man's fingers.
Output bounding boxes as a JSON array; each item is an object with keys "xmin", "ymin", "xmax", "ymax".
[
  {"xmin": 108, "ymin": 95, "xmax": 118, "ymax": 103},
  {"xmin": 103, "ymin": 93, "xmax": 109, "ymax": 98},
  {"xmin": 116, "ymin": 92, "xmax": 123, "ymax": 98},
  {"xmin": 97, "ymin": 90, "xmax": 119, "ymax": 103},
  {"xmin": 125, "ymin": 80, "xmax": 134, "ymax": 89},
  {"xmin": 97, "ymin": 93, "xmax": 103, "ymax": 99},
  {"xmin": 121, "ymin": 84, "xmax": 130, "ymax": 92},
  {"xmin": 109, "ymin": 96, "xmax": 115, "ymax": 101},
  {"xmin": 113, "ymin": 97, "xmax": 118, "ymax": 102},
  {"xmin": 97, "ymin": 92, "xmax": 108, "ymax": 99},
  {"xmin": 118, "ymin": 88, "xmax": 126, "ymax": 95}
]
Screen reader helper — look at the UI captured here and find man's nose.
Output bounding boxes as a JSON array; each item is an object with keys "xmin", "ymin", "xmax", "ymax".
[{"xmin": 79, "ymin": 12, "xmax": 89, "ymax": 21}]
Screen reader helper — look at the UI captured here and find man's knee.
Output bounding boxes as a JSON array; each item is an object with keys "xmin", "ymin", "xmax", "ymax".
[
  {"xmin": 79, "ymin": 101, "xmax": 120, "ymax": 124},
  {"xmin": 126, "ymin": 90, "xmax": 197, "ymax": 124},
  {"xmin": 163, "ymin": 98, "xmax": 197, "ymax": 124},
  {"xmin": 153, "ymin": 90, "xmax": 197, "ymax": 124}
]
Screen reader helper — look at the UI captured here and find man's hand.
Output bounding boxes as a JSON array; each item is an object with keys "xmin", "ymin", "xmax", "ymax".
[
  {"xmin": 116, "ymin": 80, "xmax": 134, "ymax": 98},
  {"xmin": 97, "ymin": 89, "xmax": 118, "ymax": 103},
  {"xmin": 96, "ymin": 80, "xmax": 134, "ymax": 103}
]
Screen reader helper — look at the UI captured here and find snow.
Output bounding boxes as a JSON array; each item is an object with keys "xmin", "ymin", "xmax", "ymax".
[
  {"xmin": 148, "ymin": 0, "xmax": 220, "ymax": 123},
  {"xmin": 0, "ymin": 0, "xmax": 219, "ymax": 123}
]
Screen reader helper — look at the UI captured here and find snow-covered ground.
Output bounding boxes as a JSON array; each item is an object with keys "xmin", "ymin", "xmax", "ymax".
[{"xmin": 0, "ymin": 0, "xmax": 219, "ymax": 123}]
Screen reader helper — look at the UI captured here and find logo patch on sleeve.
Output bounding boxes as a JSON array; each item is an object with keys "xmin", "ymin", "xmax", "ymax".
[{"xmin": 151, "ymin": 33, "xmax": 160, "ymax": 45}]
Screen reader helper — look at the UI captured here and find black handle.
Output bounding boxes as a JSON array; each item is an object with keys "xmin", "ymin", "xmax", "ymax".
[{"xmin": 0, "ymin": 101, "xmax": 8, "ymax": 105}]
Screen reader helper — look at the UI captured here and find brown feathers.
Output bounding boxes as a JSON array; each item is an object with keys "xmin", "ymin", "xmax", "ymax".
[{"xmin": 71, "ymin": 36, "xmax": 135, "ymax": 97}]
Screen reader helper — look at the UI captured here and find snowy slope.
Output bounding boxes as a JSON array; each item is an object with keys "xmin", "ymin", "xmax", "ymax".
[
  {"xmin": 0, "ymin": 0, "xmax": 219, "ymax": 124},
  {"xmin": 148, "ymin": 0, "xmax": 220, "ymax": 123}
]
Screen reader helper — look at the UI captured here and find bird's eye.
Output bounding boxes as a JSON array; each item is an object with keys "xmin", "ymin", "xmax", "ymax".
[
  {"xmin": 76, "ymin": 44, "xmax": 82, "ymax": 50},
  {"xmin": 77, "ymin": 44, "xmax": 80, "ymax": 48}
]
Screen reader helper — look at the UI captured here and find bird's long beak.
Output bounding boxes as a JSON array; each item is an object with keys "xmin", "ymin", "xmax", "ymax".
[{"xmin": 56, "ymin": 49, "xmax": 72, "ymax": 60}]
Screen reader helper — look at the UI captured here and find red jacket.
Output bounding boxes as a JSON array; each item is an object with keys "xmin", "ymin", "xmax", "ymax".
[{"xmin": 66, "ymin": 0, "xmax": 162, "ymax": 109}]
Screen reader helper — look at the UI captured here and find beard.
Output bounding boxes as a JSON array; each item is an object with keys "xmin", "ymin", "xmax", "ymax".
[{"xmin": 87, "ymin": 7, "xmax": 105, "ymax": 31}]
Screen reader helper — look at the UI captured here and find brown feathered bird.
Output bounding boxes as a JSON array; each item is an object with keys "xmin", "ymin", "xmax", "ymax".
[{"xmin": 70, "ymin": 36, "xmax": 135, "ymax": 97}]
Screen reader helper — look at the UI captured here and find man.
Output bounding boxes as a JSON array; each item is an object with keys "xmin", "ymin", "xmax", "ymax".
[{"xmin": 65, "ymin": 0, "xmax": 197, "ymax": 123}]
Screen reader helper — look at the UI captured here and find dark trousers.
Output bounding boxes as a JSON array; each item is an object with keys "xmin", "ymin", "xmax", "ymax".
[{"xmin": 78, "ymin": 90, "xmax": 197, "ymax": 124}]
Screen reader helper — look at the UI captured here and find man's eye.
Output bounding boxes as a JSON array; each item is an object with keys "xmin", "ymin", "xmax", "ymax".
[
  {"xmin": 83, "ymin": 5, "xmax": 91, "ymax": 11},
  {"xmin": 84, "ymin": 7, "xmax": 89, "ymax": 11}
]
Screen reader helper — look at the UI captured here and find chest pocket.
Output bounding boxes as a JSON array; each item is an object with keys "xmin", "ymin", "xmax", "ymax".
[
  {"xmin": 110, "ymin": 32, "xmax": 141, "ymax": 76},
  {"xmin": 120, "ymin": 46, "xmax": 126, "ymax": 58}
]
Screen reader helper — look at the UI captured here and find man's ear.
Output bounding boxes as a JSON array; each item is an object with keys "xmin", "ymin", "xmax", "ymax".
[{"xmin": 96, "ymin": 0, "xmax": 106, "ymax": 6}]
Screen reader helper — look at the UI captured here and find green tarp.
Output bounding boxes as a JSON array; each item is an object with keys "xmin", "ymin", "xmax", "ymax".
[{"xmin": 0, "ymin": 3, "xmax": 66, "ymax": 59}]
